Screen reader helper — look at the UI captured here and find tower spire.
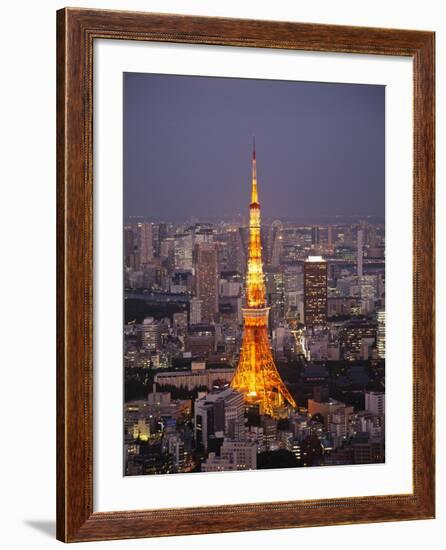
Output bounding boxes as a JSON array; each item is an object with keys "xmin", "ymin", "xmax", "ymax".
[{"xmin": 251, "ymin": 136, "xmax": 258, "ymax": 205}]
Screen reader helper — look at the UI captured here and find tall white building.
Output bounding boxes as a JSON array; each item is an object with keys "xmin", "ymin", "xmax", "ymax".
[
  {"xmin": 174, "ymin": 233, "xmax": 194, "ymax": 270},
  {"xmin": 365, "ymin": 391, "xmax": 385, "ymax": 415},
  {"xmin": 138, "ymin": 317, "xmax": 161, "ymax": 351},
  {"xmin": 189, "ymin": 297, "xmax": 202, "ymax": 325},
  {"xmin": 377, "ymin": 309, "xmax": 386, "ymax": 359}
]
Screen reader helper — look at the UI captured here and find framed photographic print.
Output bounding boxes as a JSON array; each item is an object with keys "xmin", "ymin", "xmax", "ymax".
[{"xmin": 56, "ymin": 8, "xmax": 435, "ymax": 543}]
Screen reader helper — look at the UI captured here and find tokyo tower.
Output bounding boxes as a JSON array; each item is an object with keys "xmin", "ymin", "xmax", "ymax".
[{"xmin": 231, "ymin": 139, "xmax": 296, "ymax": 417}]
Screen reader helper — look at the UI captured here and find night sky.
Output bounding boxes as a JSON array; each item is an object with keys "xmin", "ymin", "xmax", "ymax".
[{"xmin": 123, "ymin": 72, "xmax": 384, "ymax": 222}]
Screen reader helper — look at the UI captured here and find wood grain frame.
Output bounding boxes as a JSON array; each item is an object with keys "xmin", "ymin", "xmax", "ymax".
[{"xmin": 56, "ymin": 7, "xmax": 435, "ymax": 542}]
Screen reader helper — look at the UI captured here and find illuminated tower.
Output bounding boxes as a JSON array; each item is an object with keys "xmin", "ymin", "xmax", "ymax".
[{"xmin": 231, "ymin": 140, "xmax": 296, "ymax": 417}]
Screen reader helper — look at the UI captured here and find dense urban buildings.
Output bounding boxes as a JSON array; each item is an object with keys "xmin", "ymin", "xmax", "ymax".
[{"xmin": 123, "ymin": 145, "xmax": 385, "ymax": 476}]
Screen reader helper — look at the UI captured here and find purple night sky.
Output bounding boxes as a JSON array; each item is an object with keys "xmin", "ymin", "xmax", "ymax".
[{"xmin": 123, "ymin": 72, "xmax": 385, "ymax": 222}]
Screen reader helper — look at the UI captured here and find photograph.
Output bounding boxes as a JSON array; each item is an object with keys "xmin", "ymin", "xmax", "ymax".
[{"xmin": 123, "ymin": 72, "xmax": 386, "ymax": 476}]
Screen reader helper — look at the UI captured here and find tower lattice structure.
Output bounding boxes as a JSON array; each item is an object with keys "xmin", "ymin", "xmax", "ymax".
[{"xmin": 231, "ymin": 140, "xmax": 296, "ymax": 417}]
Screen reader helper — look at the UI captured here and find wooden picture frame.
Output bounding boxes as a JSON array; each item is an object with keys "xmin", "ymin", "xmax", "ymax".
[{"xmin": 56, "ymin": 7, "xmax": 435, "ymax": 542}]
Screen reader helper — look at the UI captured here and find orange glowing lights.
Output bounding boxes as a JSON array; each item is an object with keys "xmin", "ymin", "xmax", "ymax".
[{"xmin": 230, "ymin": 142, "xmax": 296, "ymax": 418}]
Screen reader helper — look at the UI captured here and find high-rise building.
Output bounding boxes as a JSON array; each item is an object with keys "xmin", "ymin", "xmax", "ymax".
[
  {"xmin": 311, "ymin": 226, "xmax": 320, "ymax": 247},
  {"xmin": 138, "ymin": 222, "xmax": 154, "ymax": 265},
  {"xmin": 160, "ymin": 237, "xmax": 174, "ymax": 261},
  {"xmin": 157, "ymin": 223, "xmax": 168, "ymax": 255},
  {"xmin": 164, "ymin": 433, "xmax": 186, "ymax": 472},
  {"xmin": 377, "ymin": 309, "xmax": 386, "ymax": 359},
  {"xmin": 124, "ymin": 225, "xmax": 136, "ymax": 268},
  {"xmin": 174, "ymin": 233, "xmax": 194, "ymax": 270},
  {"xmin": 224, "ymin": 228, "xmax": 246, "ymax": 274},
  {"xmin": 262, "ymin": 415, "xmax": 278, "ymax": 448},
  {"xmin": 283, "ymin": 265, "xmax": 303, "ymax": 316},
  {"xmin": 269, "ymin": 220, "xmax": 283, "ymax": 267},
  {"xmin": 194, "ymin": 242, "xmax": 219, "ymax": 323},
  {"xmin": 357, "ymin": 228, "xmax": 364, "ymax": 277},
  {"xmin": 230, "ymin": 140, "xmax": 296, "ymax": 417},
  {"xmin": 264, "ymin": 267, "xmax": 285, "ymax": 326},
  {"xmin": 344, "ymin": 225, "xmax": 354, "ymax": 246},
  {"xmin": 137, "ymin": 317, "xmax": 161, "ymax": 351},
  {"xmin": 194, "ymin": 387, "xmax": 245, "ymax": 450},
  {"xmin": 340, "ymin": 319, "xmax": 377, "ymax": 360},
  {"xmin": 365, "ymin": 391, "xmax": 385, "ymax": 415},
  {"xmin": 194, "ymin": 396, "xmax": 225, "ymax": 451},
  {"xmin": 195, "ymin": 229, "xmax": 214, "ymax": 244},
  {"xmin": 304, "ymin": 256, "xmax": 327, "ymax": 327},
  {"xmin": 327, "ymin": 225, "xmax": 334, "ymax": 249},
  {"xmin": 189, "ymin": 297, "xmax": 202, "ymax": 325}
]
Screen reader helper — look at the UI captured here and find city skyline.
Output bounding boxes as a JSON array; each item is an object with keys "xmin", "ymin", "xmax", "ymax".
[{"xmin": 124, "ymin": 73, "xmax": 385, "ymax": 221}]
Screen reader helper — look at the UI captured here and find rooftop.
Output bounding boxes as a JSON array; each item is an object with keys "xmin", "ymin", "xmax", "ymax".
[{"xmin": 305, "ymin": 255, "xmax": 325, "ymax": 263}]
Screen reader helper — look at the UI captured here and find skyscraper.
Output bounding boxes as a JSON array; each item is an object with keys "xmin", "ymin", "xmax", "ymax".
[
  {"xmin": 365, "ymin": 391, "xmax": 385, "ymax": 415},
  {"xmin": 189, "ymin": 296, "xmax": 203, "ymax": 325},
  {"xmin": 304, "ymin": 256, "xmax": 328, "ymax": 327},
  {"xmin": 174, "ymin": 233, "xmax": 194, "ymax": 270},
  {"xmin": 138, "ymin": 222, "xmax": 154, "ymax": 265},
  {"xmin": 269, "ymin": 220, "xmax": 283, "ymax": 267},
  {"xmin": 340, "ymin": 319, "xmax": 377, "ymax": 360},
  {"xmin": 194, "ymin": 388, "xmax": 245, "ymax": 445},
  {"xmin": 157, "ymin": 223, "xmax": 168, "ymax": 255},
  {"xmin": 137, "ymin": 317, "xmax": 161, "ymax": 351},
  {"xmin": 311, "ymin": 226, "xmax": 320, "ymax": 247},
  {"xmin": 327, "ymin": 225, "xmax": 334, "ymax": 249},
  {"xmin": 225, "ymin": 228, "xmax": 246, "ymax": 274},
  {"xmin": 194, "ymin": 242, "xmax": 219, "ymax": 323},
  {"xmin": 124, "ymin": 225, "xmax": 137, "ymax": 269},
  {"xmin": 357, "ymin": 228, "xmax": 364, "ymax": 277},
  {"xmin": 231, "ymin": 140, "xmax": 296, "ymax": 417},
  {"xmin": 377, "ymin": 309, "xmax": 385, "ymax": 359}
]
